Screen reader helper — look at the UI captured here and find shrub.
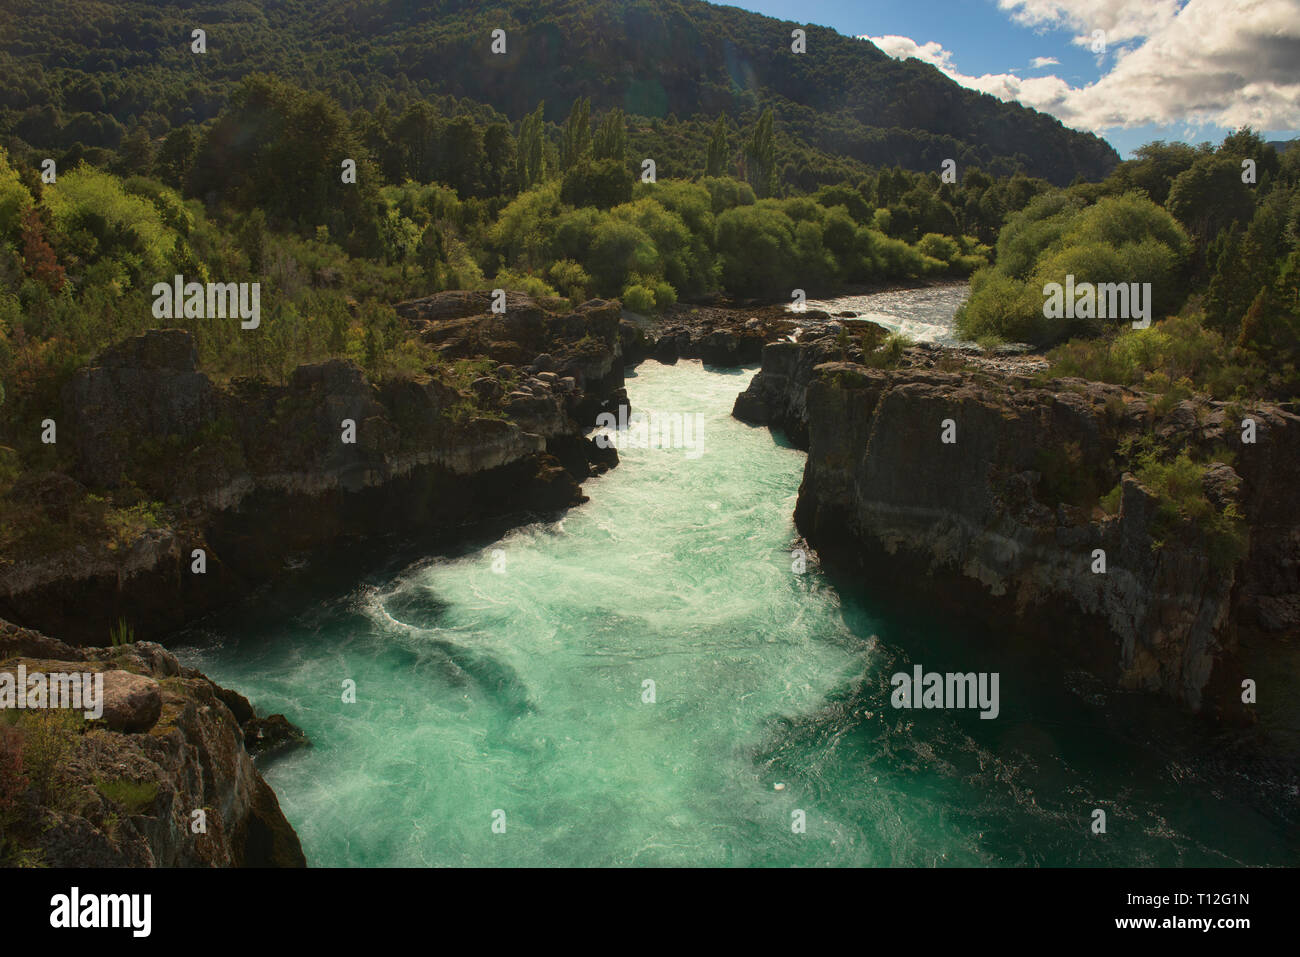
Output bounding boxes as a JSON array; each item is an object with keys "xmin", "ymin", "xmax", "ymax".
[
  {"xmin": 917, "ymin": 233, "xmax": 959, "ymax": 263},
  {"xmin": 652, "ymin": 280, "xmax": 677, "ymax": 309},
  {"xmin": 560, "ymin": 157, "xmax": 633, "ymax": 211},
  {"xmin": 13, "ymin": 708, "xmax": 82, "ymax": 806},
  {"xmin": 1132, "ymin": 449, "xmax": 1248, "ymax": 571},
  {"xmin": 492, "ymin": 268, "xmax": 558, "ymax": 300},
  {"xmin": 954, "ymin": 268, "xmax": 1044, "ymax": 343},
  {"xmin": 621, "ymin": 283, "xmax": 657, "ymax": 313},
  {"xmin": 589, "ymin": 218, "xmax": 658, "ymax": 296},
  {"xmin": 94, "ymin": 777, "xmax": 159, "ymax": 816},
  {"xmin": 0, "ymin": 724, "xmax": 27, "ymax": 814},
  {"xmin": 546, "ymin": 259, "xmax": 591, "ymax": 302},
  {"xmin": 860, "ymin": 332, "xmax": 913, "ymax": 369}
]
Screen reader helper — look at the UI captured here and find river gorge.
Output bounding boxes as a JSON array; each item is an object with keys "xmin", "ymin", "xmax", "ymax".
[{"xmin": 168, "ymin": 286, "xmax": 1298, "ymax": 868}]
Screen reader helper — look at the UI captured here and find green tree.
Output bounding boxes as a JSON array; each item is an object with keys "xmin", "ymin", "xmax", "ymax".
[
  {"xmin": 517, "ymin": 102, "xmax": 546, "ymax": 190},
  {"xmin": 744, "ymin": 109, "xmax": 776, "ymax": 199},
  {"xmin": 154, "ymin": 124, "xmax": 197, "ymax": 190},
  {"xmin": 560, "ymin": 97, "xmax": 592, "ymax": 172},
  {"xmin": 482, "ymin": 122, "xmax": 514, "ymax": 195},
  {"xmin": 560, "ymin": 157, "xmax": 632, "ymax": 210},
  {"xmin": 1166, "ymin": 154, "xmax": 1254, "ymax": 256},
  {"xmin": 395, "ymin": 102, "xmax": 439, "ymax": 183},
  {"xmin": 440, "ymin": 116, "xmax": 485, "ymax": 197},
  {"xmin": 706, "ymin": 116, "xmax": 729, "ymax": 177},
  {"xmin": 592, "ymin": 108, "xmax": 626, "ymax": 164}
]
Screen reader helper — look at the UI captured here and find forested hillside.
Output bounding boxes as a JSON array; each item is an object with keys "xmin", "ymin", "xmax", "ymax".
[
  {"xmin": 0, "ymin": 0, "xmax": 1117, "ymax": 185},
  {"xmin": 956, "ymin": 131, "xmax": 1300, "ymax": 404}
]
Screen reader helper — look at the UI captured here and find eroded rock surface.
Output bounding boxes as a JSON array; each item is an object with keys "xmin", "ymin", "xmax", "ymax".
[
  {"xmin": 0, "ymin": 620, "xmax": 306, "ymax": 867},
  {"xmin": 735, "ymin": 334, "xmax": 1300, "ymax": 719}
]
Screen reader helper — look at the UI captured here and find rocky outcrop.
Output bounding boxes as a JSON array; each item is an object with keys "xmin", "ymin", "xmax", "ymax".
[
  {"xmin": 1, "ymin": 294, "xmax": 631, "ymax": 645},
  {"xmin": 402, "ymin": 293, "xmax": 629, "ymax": 421},
  {"xmin": 622, "ymin": 302, "xmax": 805, "ymax": 367},
  {"xmin": 735, "ymin": 336, "xmax": 1300, "ymax": 720},
  {"xmin": 61, "ymin": 330, "xmax": 220, "ymax": 489},
  {"xmin": 0, "ymin": 620, "xmax": 306, "ymax": 867}
]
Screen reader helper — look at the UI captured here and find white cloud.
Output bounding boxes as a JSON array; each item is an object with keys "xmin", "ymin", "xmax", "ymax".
[
  {"xmin": 862, "ymin": 0, "xmax": 1300, "ymax": 134},
  {"xmin": 1030, "ymin": 56, "xmax": 1060, "ymax": 67},
  {"xmin": 997, "ymin": 0, "xmax": 1184, "ymax": 47}
]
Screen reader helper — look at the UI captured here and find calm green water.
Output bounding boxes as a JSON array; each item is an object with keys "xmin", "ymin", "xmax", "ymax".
[{"xmin": 181, "ymin": 357, "xmax": 1298, "ymax": 867}]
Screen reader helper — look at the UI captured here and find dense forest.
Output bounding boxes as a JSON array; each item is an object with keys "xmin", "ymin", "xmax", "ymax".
[{"xmin": 0, "ymin": 0, "xmax": 1118, "ymax": 186}]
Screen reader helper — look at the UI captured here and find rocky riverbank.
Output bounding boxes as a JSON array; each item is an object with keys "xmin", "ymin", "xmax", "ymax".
[
  {"xmin": 0, "ymin": 294, "xmax": 631, "ymax": 645},
  {"xmin": 0, "ymin": 619, "xmax": 306, "ymax": 867},
  {"xmin": 6, "ymin": 286, "xmax": 1295, "ymax": 727},
  {"xmin": 733, "ymin": 328, "xmax": 1300, "ymax": 722}
]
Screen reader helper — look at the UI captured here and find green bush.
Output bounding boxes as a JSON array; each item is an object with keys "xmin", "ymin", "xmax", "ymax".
[
  {"xmin": 94, "ymin": 777, "xmax": 159, "ymax": 815},
  {"xmin": 493, "ymin": 268, "xmax": 558, "ymax": 299},
  {"xmin": 546, "ymin": 259, "xmax": 591, "ymax": 302},
  {"xmin": 962, "ymin": 191, "xmax": 1190, "ymax": 347},
  {"xmin": 955, "ymin": 268, "xmax": 1044, "ymax": 343},
  {"xmin": 621, "ymin": 283, "xmax": 657, "ymax": 313},
  {"xmin": 652, "ymin": 280, "xmax": 677, "ymax": 309},
  {"xmin": 1132, "ymin": 448, "xmax": 1247, "ymax": 571},
  {"xmin": 917, "ymin": 233, "xmax": 959, "ymax": 263},
  {"xmin": 12, "ymin": 708, "xmax": 82, "ymax": 806}
]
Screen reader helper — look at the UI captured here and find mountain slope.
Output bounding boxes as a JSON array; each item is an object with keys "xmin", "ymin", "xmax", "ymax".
[{"xmin": 0, "ymin": 0, "xmax": 1118, "ymax": 184}]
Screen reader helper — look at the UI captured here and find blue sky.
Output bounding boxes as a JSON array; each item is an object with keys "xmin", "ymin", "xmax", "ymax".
[{"xmin": 709, "ymin": 0, "xmax": 1300, "ymax": 158}]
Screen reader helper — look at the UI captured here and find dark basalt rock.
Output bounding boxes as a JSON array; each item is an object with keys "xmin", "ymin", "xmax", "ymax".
[
  {"xmin": 61, "ymin": 329, "xmax": 220, "ymax": 489},
  {"xmin": 4, "ymin": 292, "xmax": 632, "ymax": 646},
  {"xmin": 243, "ymin": 713, "xmax": 310, "ymax": 760},
  {"xmin": 734, "ymin": 340, "xmax": 1300, "ymax": 722}
]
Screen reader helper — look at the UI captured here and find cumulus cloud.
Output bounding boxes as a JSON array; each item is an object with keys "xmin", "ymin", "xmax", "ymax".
[
  {"xmin": 997, "ymin": 0, "xmax": 1184, "ymax": 47},
  {"xmin": 863, "ymin": 0, "xmax": 1300, "ymax": 134},
  {"xmin": 862, "ymin": 34, "xmax": 1082, "ymax": 114},
  {"xmin": 1030, "ymin": 56, "xmax": 1060, "ymax": 67}
]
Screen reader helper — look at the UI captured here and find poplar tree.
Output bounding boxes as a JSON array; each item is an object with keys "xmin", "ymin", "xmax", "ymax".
[
  {"xmin": 744, "ymin": 108, "xmax": 776, "ymax": 198},
  {"xmin": 592, "ymin": 108, "xmax": 626, "ymax": 164},
  {"xmin": 517, "ymin": 102, "xmax": 546, "ymax": 189},
  {"xmin": 561, "ymin": 97, "xmax": 592, "ymax": 172},
  {"xmin": 706, "ymin": 116, "xmax": 728, "ymax": 177}
]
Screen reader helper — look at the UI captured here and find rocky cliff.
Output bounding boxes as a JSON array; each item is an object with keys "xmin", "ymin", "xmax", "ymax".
[
  {"xmin": 0, "ymin": 295, "xmax": 629, "ymax": 645},
  {"xmin": 0, "ymin": 620, "xmax": 305, "ymax": 867},
  {"xmin": 735, "ymin": 333, "xmax": 1300, "ymax": 720}
]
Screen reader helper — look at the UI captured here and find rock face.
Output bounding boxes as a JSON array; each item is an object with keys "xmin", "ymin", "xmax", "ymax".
[
  {"xmin": 3, "ymin": 294, "xmax": 631, "ymax": 645},
  {"xmin": 242, "ymin": 713, "xmax": 310, "ymax": 760},
  {"xmin": 622, "ymin": 302, "xmax": 802, "ymax": 367},
  {"xmin": 61, "ymin": 330, "xmax": 218, "ymax": 489},
  {"xmin": 735, "ymin": 337, "xmax": 1300, "ymax": 719},
  {"xmin": 0, "ymin": 620, "xmax": 306, "ymax": 867}
]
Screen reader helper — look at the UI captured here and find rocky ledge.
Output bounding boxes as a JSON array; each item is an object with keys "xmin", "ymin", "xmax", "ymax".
[
  {"xmin": 0, "ymin": 294, "xmax": 629, "ymax": 645},
  {"xmin": 735, "ymin": 332, "xmax": 1300, "ymax": 721},
  {"xmin": 0, "ymin": 619, "xmax": 306, "ymax": 866}
]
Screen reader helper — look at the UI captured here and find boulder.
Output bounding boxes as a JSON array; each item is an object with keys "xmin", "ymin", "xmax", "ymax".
[
  {"xmin": 99, "ymin": 670, "xmax": 162, "ymax": 733},
  {"xmin": 243, "ymin": 713, "xmax": 309, "ymax": 759}
]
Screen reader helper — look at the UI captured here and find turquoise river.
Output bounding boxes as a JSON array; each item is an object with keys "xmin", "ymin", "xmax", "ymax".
[{"xmin": 180, "ymin": 290, "xmax": 1297, "ymax": 867}]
